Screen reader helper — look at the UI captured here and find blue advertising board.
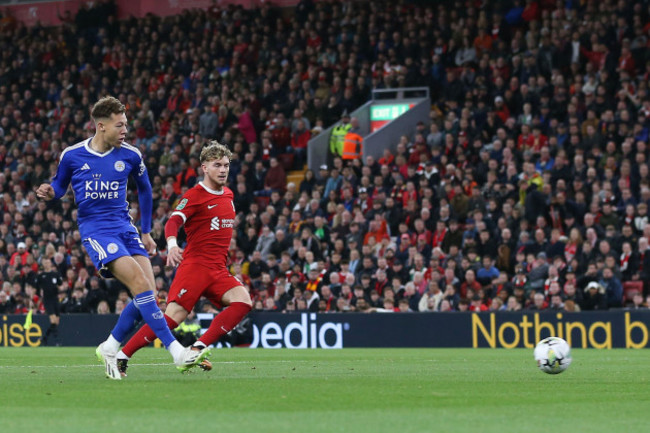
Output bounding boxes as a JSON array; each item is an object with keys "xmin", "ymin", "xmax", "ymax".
[{"xmin": 3, "ymin": 311, "xmax": 648, "ymax": 349}]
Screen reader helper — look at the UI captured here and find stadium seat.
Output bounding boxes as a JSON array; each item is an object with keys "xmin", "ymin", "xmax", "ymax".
[
  {"xmin": 279, "ymin": 153, "xmax": 295, "ymax": 171},
  {"xmin": 254, "ymin": 196, "xmax": 270, "ymax": 211},
  {"xmin": 623, "ymin": 281, "xmax": 643, "ymax": 303}
]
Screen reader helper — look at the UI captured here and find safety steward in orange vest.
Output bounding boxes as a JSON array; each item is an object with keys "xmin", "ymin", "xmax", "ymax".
[{"xmin": 342, "ymin": 132, "xmax": 363, "ymax": 160}]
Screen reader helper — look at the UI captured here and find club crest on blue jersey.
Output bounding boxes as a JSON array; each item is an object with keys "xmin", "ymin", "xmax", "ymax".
[{"xmin": 50, "ymin": 138, "xmax": 153, "ymax": 236}]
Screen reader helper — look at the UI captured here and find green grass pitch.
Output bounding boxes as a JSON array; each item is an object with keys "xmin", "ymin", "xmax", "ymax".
[{"xmin": 0, "ymin": 347, "xmax": 649, "ymax": 433}]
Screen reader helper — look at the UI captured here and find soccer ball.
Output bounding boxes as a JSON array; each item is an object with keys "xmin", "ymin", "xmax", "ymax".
[{"xmin": 534, "ymin": 337, "xmax": 572, "ymax": 374}]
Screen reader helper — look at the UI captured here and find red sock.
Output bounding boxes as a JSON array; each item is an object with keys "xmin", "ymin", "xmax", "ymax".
[
  {"xmin": 198, "ymin": 302, "xmax": 252, "ymax": 347},
  {"xmin": 122, "ymin": 315, "xmax": 178, "ymax": 358}
]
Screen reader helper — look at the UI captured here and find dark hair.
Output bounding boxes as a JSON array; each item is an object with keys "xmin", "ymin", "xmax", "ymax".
[{"xmin": 91, "ymin": 96, "xmax": 126, "ymax": 120}]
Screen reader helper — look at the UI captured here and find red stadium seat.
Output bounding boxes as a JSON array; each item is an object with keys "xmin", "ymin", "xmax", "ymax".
[
  {"xmin": 278, "ymin": 153, "xmax": 294, "ymax": 171},
  {"xmin": 254, "ymin": 196, "xmax": 270, "ymax": 211},
  {"xmin": 623, "ymin": 281, "xmax": 643, "ymax": 303}
]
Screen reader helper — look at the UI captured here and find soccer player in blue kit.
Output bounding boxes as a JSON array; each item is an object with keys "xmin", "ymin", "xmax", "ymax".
[{"xmin": 36, "ymin": 96, "xmax": 209, "ymax": 379}]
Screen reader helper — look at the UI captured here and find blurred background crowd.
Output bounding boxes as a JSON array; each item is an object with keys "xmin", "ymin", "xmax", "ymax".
[{"xmin": 1, "ymin": 0, "xmax": 650, "ymax": 317}]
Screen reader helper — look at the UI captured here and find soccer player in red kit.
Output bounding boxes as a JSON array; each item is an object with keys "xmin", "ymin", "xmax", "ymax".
[{"xmin": 116, "ymin": 142, "xmax": 253, "ymax": 375}]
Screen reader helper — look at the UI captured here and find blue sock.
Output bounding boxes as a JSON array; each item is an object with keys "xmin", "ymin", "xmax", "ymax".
[
  {"xmin": 133, "ymin": 290, "xmax": 176, "ymax": 348},
  {"xmin": 110, "ymin": 301, "xmax": 142, "ymax": 342}
]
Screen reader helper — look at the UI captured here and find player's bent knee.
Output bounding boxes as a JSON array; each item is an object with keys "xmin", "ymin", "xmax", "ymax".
[
  {"xmin": 111, "ymin": 256, "xmax": 155, "ymax": 293},
  {"xmin": 165, "ymin": 302, "xmax": 189, "ymax": 323},
  {"xmin": 240, "ymin": 298, "xmax": 253, "ymax": 307},
  {"xmin": 222, "ymin": 285, "xmax": 252, "ymax": 306},
  {"xmin": 127, "ymin": 275, "xmax": 155, "ymax": 295}
]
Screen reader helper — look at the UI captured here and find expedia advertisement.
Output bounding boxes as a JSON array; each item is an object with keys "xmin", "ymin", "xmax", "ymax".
[
  {"xmin": 209, "ymin": 311, "xmax": 650, "ymax": 349},
  {"xmin": 2, "ymin": 311, "xmax": 650, "ymax": 348}
]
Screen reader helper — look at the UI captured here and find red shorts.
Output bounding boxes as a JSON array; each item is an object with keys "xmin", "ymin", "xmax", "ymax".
[{"xmin": 167, "ymin": 262, "xmax": 243, "ymax": 312}]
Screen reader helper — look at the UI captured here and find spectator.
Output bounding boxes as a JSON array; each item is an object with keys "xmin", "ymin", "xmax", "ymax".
[
  {"xmin": 96, "ymin": 300, "xmax": 111, "ymax": 314},
  {"xmin": 255, "ymin": 225, "xmax": 276, "ymax": 261},
  {"xmin": 199, "ymin": 105, "xmax": 218, "ymax": 139},
  {"xmin": 62, "ymin": 286, "xmax": 89, "ymax": 314},
  {"xmin": 599, "ymin": 267, "xmax": 623, "ymax": 309},
  {"xmin": 290, "ymin": 120, "xmax": 311, "ymax": 169},
  {"xmin": 0, "ymin": 0, "xmax": 648, "ymax": 320},
  {"xmin": 582, "ymin": 282, "xmax": 608, "ymax": 311},
  {"xmin": 476, "ymin": 256, "xmax": 500, "ymax": 287},
  {"xmin": 10, "ymin": 242, "xmax": 28, "ymax": 267},
  {"xmin": 528, "ymin": 293, "xmax": 547, "ymax": 311}
]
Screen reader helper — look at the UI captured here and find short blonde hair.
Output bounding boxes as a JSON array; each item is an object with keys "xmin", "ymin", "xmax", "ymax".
[{"xmin": 200, "ymin": 141, "xmax": 232, "ymax": 164}]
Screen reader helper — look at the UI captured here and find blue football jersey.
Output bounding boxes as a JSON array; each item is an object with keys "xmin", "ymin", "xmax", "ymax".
[{"xmin": 50, "ymin": 138, "xmax": 153, "ymax": 236}]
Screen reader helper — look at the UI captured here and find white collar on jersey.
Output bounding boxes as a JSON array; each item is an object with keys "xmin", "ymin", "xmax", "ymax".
[
  {"xmin": 85, "ymin": 137, "xmax": 115, "ymax": 157},
  {"xmin": 199, "ymin": 181, "xmax": 225, "ymax": 195}
]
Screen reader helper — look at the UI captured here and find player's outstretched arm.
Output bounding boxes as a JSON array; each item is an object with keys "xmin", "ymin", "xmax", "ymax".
[{"xmin": 36, "ymin": 183, "xmax": 55, "ymax": 200}]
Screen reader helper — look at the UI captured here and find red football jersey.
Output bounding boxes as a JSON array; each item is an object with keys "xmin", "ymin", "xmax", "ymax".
[{"xmin": 170, "ymin": 182, "xmax": 236, "ymax": 269}]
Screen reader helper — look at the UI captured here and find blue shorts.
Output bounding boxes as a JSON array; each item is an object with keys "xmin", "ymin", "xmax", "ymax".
[{"xmin": 82, "ymin": 228, "xmax": 149, "ymax": 278}]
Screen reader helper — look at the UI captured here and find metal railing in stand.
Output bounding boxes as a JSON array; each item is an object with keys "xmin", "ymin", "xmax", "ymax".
[{"xmin": 307, "ymin": 87, "xmax": 431, "ymax": 171}]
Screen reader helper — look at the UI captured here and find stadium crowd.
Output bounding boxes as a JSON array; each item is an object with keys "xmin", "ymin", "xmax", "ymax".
[{"xmin": 1, "ymin": 0, "xmax": 650, "ymax": 318}]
